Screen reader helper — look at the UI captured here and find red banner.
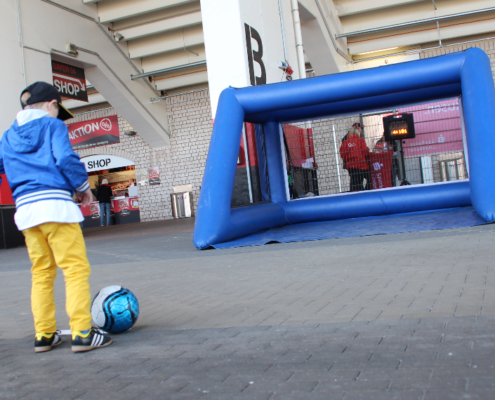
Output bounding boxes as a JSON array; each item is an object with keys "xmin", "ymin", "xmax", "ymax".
[
  {"xmin": 399, "ymin": 100, "xmax": 463, "ymax": 157},
  {"xmin": 66, "ymin": 115, "xmax": 120, "ymax": 150},
  {"xmin": 368, "ymin": 152, "xmax": 394, "ymax": 190}
]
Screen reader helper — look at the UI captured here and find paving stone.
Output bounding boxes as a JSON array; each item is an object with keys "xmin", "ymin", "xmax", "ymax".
[
  {"xmin": 314, "ymin": 378, "xmax": 391, "ymax": 392},
  {"xmin": 0, "ymin": 391, "xmax": 30, "ymax": 400},
  {"xmin": 242, "ymin": 379, "xmax": 319, "ymax": 394},
  {"xmin": 270, "ymin": 393, "xmax": 344, "ymax": 400},
  {"xmin": 201, "ymin": 393, "xmax": 273, "ymax": 400},
  {"xmin": 75, "ymin": 389, "xmax": 144, "ymax": 400},
  {"xmin": 343, "ymin": 390, "xmax": 424, "ymax": 400},
  {"xmin": 423, "ymin": 390, "xmax": 488, "ymax": 400},
  {"xmin": 18, "ymin": 389, "xmax": 87, "ymax": 400}
]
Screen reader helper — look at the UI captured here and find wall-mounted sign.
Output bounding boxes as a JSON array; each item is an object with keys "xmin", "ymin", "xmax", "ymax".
[
  {"xmin": 67, "ymin": 115, "xmax": 120, "ymax": 150},
  {"xmin": 81, "ymin": 155, "xmax": 134, "ymax": 172},
  {"xmin": 52, "ymin": 61, "xmax": 88, "ymax": 102},
  {"xmin": 136, "ymin": 170, "xmax": 149, "ymax": 186},
  {"xmin": 148, "ymin": 167, "xmax": 161, "ymax": 185},
  {"xmin": 119, "ymin": 199, "xmax": 130, "ymax": 216},
  {"xmin": 89, "ymin": 202, "xmax": 100, "ymax": 220},
  {"xmin": 130, "ymin": 198, "xmax": 139, "ymax": 209}
]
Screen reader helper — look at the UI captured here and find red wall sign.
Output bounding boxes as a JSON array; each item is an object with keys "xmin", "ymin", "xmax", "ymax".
[
  {"xmin": 52, "ymin": 61, "xmax": 88, "ymax": 102},
  {"xmin": 66, "ymin": 115, "xmax": 120, "ymax": 150}
]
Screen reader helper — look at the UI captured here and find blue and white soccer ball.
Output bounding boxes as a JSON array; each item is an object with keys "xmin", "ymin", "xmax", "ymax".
[{"xmin": 91, "ymin": 285, "xmax": 139, "ymax": 334}]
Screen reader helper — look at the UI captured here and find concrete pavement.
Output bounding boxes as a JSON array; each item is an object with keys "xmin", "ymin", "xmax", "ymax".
[{"xmin": 1, "ymin": 219, "xmax": 494, "ymax": 399}]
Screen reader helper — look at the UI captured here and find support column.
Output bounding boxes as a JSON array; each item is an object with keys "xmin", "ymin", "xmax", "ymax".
[{"xmin": 264, "ymin": 121, "xmax": 288, "ymax": 204}]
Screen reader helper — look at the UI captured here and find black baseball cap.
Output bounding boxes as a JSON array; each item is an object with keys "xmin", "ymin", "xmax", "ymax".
[
  {"xmin": 20, "ymin": 81, "xmax": 74, "ymax": 121},
  {"xmin": 352, "ymin": 122, "xmax": 364, "ymax": 128}
]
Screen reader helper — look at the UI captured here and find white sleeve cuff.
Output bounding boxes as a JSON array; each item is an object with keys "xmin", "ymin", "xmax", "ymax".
[{"xmin": 76, "ymin": 181, "xmax": 90, "ymax": 193}]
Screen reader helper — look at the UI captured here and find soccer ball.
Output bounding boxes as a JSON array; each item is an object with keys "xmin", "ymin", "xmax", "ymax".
[{"xmin": 91, "ymin": 285, "xmax": 139, "ymax": 334}]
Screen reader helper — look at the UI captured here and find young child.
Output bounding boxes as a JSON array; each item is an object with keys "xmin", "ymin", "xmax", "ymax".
[{"xmin": 0, "ymin": 82, "xmax": 112, "ymax": 353}]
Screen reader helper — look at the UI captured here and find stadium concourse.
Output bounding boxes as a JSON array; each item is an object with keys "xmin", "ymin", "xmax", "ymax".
[{"xmin": 1, "ymin": 218, "xmax": 495, "ymax": 400}]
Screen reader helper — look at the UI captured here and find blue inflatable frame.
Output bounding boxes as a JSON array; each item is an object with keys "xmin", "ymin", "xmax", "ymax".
[{"xmin": 193, "ymin": 48, "xmax": 495, "ymax": 249}]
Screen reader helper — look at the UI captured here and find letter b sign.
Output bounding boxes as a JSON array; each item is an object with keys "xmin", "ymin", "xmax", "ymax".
[{"xmin": 245, "ymin": 24, "xmax": 266, "ymax": 86}]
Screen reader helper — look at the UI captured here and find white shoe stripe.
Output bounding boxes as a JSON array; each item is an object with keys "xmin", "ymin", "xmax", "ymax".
[{"xmin": 95, "ymin": 334, "xmax": 103, "ymax": 347}]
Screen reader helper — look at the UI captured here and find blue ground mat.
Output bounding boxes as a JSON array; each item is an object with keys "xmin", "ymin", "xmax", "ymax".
[{"xmin": 212, "ymin": 207, "xmax": 488, "ymax": 249}]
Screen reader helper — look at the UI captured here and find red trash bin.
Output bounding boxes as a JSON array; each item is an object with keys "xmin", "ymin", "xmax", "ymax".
[{"xmin": 368, "ymin": 151, "xmax": 394, "ymax": 190}]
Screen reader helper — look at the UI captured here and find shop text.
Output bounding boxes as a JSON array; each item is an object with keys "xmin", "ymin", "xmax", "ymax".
[{"xmin": 87, "ymin": 159, "xmax": 112, "ymax": 170}]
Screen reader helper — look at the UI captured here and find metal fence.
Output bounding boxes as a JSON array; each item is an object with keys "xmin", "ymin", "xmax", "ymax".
[{"xmin": 284, "ymin": 98, "xmax": 468, "ymax": 199}]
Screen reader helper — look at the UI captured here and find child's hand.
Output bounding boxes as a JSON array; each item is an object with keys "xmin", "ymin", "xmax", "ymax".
[{"xmin": 79, "ymin": 189, "xmax": 93, "ymax": 207}]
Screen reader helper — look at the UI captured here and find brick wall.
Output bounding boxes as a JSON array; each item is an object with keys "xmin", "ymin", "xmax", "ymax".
[
  {"xmin": 160, "ymin": 89, "xmax": 213, "ymax": 218},
  {"xmin": 70, "ymin": 89, "xmax": 213, "ymax": 222}
]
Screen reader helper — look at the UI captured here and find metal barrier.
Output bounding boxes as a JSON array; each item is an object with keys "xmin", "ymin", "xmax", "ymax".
[
  {"xmin": 171, "ymin": 192, "xmax": 193, "ymax": 218},
  {"xmin": 440, "ymin": 158, "xmax": 463, "ymax": 181},
  {"xmin": 283, "ymin": 98, "xmax": 468, "ymax": 198}
]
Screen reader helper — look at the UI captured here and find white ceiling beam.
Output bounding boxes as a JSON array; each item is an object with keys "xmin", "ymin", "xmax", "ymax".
[
  {"xmin": 128, "ymin": 24, "xmax": 203, "ymax": 59},
  {"xmin": 347, "ymin": 26, "xmax": 437, "ymax": 54},
  {"xmin": 334, "ymin": 0, "xmax": 426, "ymax": 17},
  {"xmin": 98, "ymin": 0, "xmax": 196, "ymax": 23},
  {"xmin": 339, "ymin": 0, "xmax": 495, "ymax": 33},
  {"xmin": 112, "ymin": 1, "xmax": 200, "ymax": 30},
  {"xmin": 62, "ymin": 93, "xmax": 107, "ymax": 109},
  {"xmin": 347, "ymin": 15, "xmax": 495, "ymax": 54},
  {"xmin": 83, "ymin": 0, "xmax": 101, "ymax": 3},
  {"xmin": 141, "ymin": 45, "xmax": 206, "ymax": 72},
  {"xmin": 117, "ymin": 11, "xmax": 202, "ymax": 42},
  {"xmin": 154, "ymin": 70, "xmax": 208, "ymax": 91},
  {"xmin": 339, "ymin": 7, "xmax": 495, "ymax": 38}
]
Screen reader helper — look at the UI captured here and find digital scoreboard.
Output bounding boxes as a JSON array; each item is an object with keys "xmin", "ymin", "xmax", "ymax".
[{"xmin": 383, "ymin": 113, "xmax": 416, "ymax": 142}]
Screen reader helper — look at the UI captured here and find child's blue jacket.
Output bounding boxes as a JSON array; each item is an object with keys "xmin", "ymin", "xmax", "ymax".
[{"xmin": 0, "ymin": 116, "xmax": 89, "ymax": 207}]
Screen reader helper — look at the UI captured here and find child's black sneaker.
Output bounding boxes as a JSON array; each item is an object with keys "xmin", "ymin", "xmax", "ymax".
[
  {"xmin": 34, "ymin": 332, "xmax": 62, "ymax": 353},
  {"xmin": 71, "ymin": 328, "xmax": 112, "ymax": 353}
]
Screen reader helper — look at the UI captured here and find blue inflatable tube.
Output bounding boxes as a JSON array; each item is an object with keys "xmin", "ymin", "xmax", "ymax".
[
  {"xmin": 235, "ymin": 52, "xmax": 465, "ymax": 116},
  {"xmin": 461, "ymin": 49, "xmax": 495, "ymax": 221},
  {"xmin": 193, "ymin": 89, "xmax": 245, "ymax": 249},
  {"xmin": 282, "ymin": 181, "xmax": 471, "ymax": 225},
  {"xmin": 193, "ymin": 48, "xmax": 495, "ymax": 249},
  {"xmin": 246, "ymin": 84, "xmax": 462, "ymax": 124}
]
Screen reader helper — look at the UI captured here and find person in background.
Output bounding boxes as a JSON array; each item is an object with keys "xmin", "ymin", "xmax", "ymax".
[
  {"xmin": 128, "ymin": 178, "xmax": 135, "ymax": 187},
  {"xmin": 96, "ymin": 179, "xmax": 113, "ymax": 227},
  {"xmin": 339, "ymin": 124, "xmax": 371, "ymax": 192},
  {"xmin": 374, "ymin": 136, "xmax": 393, "ymax": 152}
]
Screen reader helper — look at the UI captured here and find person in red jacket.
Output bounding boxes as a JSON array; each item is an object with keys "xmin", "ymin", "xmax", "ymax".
[{"xmin": 339, "ymin": 124, "xmax": 371, "ymax": 192}]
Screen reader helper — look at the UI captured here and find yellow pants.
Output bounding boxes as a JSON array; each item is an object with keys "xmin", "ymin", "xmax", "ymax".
[{"xmin": 22, "ymin": 222, "xmax": 92, "ymax": 333}]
